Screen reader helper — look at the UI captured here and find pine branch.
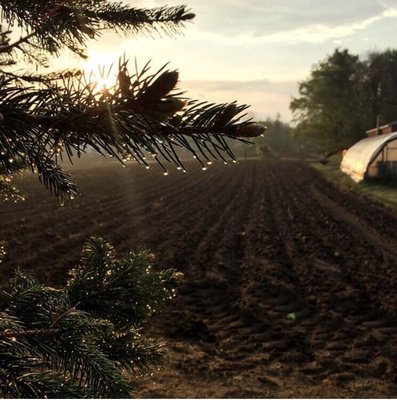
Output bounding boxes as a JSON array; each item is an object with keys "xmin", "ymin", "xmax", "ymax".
[
  {"xmin": 101, "ymin": 332, "xmax": 166, "ymax": 374},
  {"xmin": 0, "ymin": 241, "xmax": 6, "ymax": 264},
  {"xmin": 0, "ymin": 61, "xmax": 265, "ymax": 199},
  {"xmin": 67, "ymin": 237, "xmax": 181, "ymax": 328},
  {"xmin": 0, "ymin": 2, "xmax": 194, "ymax": 60},
  {"xmin": 0, "ymin": 176, "xmax": 25, "ymax": 203},
  {"xmin": 0, "ymin": 328, "xmax": 59, "ymax": 339},
  {"xmin": 0, "ymin": 68, "xmax": 81, "ymax": 84},
  {"xmin": 0, "ymin": 31, "xmax": 37, "ymax": 54},
  {"xmin": 0, "ymin": 359, "xmax": 85, "ymax": 399},
  {"xmin": 0, "ymin": 238, "xmax": 181, "ymax": 397},
  {"xmin": 51, "ymin": 339, "xmax": 132, "ymax": 398}
]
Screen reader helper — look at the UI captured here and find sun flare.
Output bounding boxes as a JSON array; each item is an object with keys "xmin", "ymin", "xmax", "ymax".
[{"xmin": 81, "ymin": 50, "xmax": 119, "ymax": 89}]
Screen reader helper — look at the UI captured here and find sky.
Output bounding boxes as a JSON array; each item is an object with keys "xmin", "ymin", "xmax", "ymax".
[{"xmin": 67, "ymin": 0, "xmax": 397, "ymax": 122}]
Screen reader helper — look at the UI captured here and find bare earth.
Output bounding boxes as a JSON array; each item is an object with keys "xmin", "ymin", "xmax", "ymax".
[{"xmin": 2, "ymin": 159, "xmax": 397, "ymax": 398}]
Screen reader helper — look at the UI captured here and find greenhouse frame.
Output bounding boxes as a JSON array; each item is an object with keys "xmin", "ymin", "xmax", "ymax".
[{"xmin": 340, "ymin": 132, "xmax": 397, "ymax": 182}]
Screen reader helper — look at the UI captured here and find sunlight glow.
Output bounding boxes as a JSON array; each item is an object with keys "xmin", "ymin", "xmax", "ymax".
[{"xmin": 81, "ymin": 50, "xmax": 119, "ymax": 89}]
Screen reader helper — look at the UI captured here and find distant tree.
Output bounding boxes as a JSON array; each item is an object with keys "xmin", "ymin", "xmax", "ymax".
[
  {"xmin": 290, "ymin": 48, "xmax": 368, "ymax": 151},
  {"xmin": 365, "ymin": 49, "xmax": 397, "ymax": 127},
  {"xmin": 258, "ymin": 114, "xmax": 295, "ymax": 154},
  {"xmin": 0, "ymin": 1, "xmax": 264, "ymax": 397}
]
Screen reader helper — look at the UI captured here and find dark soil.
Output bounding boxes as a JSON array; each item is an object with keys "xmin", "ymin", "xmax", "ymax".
[{"xmin": 2, "ymin": 159, "xmax": 397, "ymax": 398}]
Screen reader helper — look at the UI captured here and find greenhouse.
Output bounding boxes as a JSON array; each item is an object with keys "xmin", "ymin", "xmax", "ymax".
[{"xmin": 340, "ymin": 132, "xmax": 397, "ymax": 182}]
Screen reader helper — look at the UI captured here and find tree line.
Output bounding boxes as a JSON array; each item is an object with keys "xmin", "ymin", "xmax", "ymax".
[{"xmin": 290, "ymin": 48, "xmax": 397, "ymax": 151}]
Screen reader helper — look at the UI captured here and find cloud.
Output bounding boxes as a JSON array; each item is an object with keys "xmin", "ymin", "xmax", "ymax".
[
  {"xmin": 182, "ymin": 79, "xmax": 298, "ymax": 121},
  {"xmin": 55, "ymin": 0, "xmax": 397, "ymax": 123},
  {"xmin": 125, "ymin": 0, "xmax": 397, "ymax": 46},
  {"xmin": 194, "ymin": 0, "xmax": 385, "ymax": 35},
  {"xmin": 182, "ymin": 7, "xmax": 397, "ymax": 46},
  {"xmin": 127, "ymin": 0, "xmax": 392, "ymax": 37}
]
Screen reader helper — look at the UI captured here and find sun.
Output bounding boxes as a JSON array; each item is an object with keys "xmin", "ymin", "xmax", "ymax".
[{"xmin": 81, "ymin": 50, "xmax": 118, "ymax": 89}]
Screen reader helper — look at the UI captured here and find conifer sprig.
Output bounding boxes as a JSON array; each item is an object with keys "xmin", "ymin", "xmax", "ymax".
[
  {"xmin": 0, "ymin": 1, "xmax": 195, "ymax": 60},
  {"xmin": 0, "ymin": 60, "xmax": 264, "ymax": 200},
  {"xmin": 0, "ymin": 237, "xmax": 179, "ymax": 398}
]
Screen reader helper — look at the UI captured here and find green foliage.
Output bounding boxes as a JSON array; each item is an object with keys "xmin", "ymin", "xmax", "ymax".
[
  {"xmin": 365, "ymin": 49, "xmax": 397, "ymax": 126},
  {"xmin": 315, "ymin": 157, "xmax": 397, "ymax": 210},
  {"xmin": 287, "ymin": 312, "xmax": 296, "ymax": 321},
  {"xmin": 67, "ymin": 237, "xmax": 179, "ymax": 328},
  {"xmin": 0, "ymin": 175, "xmax": 25, "ymax": 203},
  {"xmin": 0, "ymin": 237, "xmax": 179, "ymax": 398},
  {"xmin": 256, "ymin": 115, "xmax": 295, "ymax": 154},
  {"xmin": 290, "ymin": 49, "xmax": 368, "ymax": 151},
  {"xmin": 291, "ymin": 48, "xmax": 397, "ymax": 152},
  {"xmin": 0, "ymin": 1, "xmax": 195, "ymax": 62}
]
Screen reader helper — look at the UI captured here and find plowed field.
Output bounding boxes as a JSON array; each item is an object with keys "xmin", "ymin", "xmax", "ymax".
[{"xmin": 2, "ymin": 159, "xmax": 397, "ymax": 398}]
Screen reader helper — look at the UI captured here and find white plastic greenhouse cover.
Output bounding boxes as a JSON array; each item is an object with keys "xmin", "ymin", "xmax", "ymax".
[{"xmin": 340, "ymin": 132, "xmax": 397, "ymax": 183}]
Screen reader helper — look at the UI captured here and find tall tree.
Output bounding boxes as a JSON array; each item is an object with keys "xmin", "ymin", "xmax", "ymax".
[
  {"xmin": 290, "ymin": 48, "xmax": 368, "ymax": 151},
  {"xmin": 0, "ymin": 1, "xmax": 264, "ymax": 397},
  {"xmin": 366, "ymin": 49, "xmax": 397, "ymax": 127}
]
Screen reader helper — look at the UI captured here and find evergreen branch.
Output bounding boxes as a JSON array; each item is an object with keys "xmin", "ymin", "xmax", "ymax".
[
  {"xmin": 13, "ymin": 371, "xmax": 84, "ymax": 398},
  {"xmin": 85, "ymin": 4, "xmax": 195, "ymax": 35},
  {"xmin": 0, "ymin": 2, "xmax": 194, "ymax": 60},
  {"xmin": 0, "ymin": 362, "xmax": 85, "ymax": 399},
  {"xmin": 0, "ymin": 31, "xmax": 37, "ymax": 54},
  {"xmin": 0, "ymin": 176, "xmax": 25, "ymax": 203},
  {"xmin": 52, "ymin": 339, "xmax": 132, "ymax": 398},
  {"xmin": 0, "ymin": 238, "xmax": 182, "ymax": 397},
  {"xmin": 0, "ymin": 328, "xmax": 59, "ymax": 339},
  {"xmin": 102, "ymin": 332, "xmax": 166, "ymax": 374},
  {"xmin": 32, "ymin": 156, "xmax": 80, "ymax": 200},
  {"xmin": 0, "ymin": 61, "xmax": 264, "ymax": 198},
  {"xmin": 0, "ymin": 69, "xmax": 81, "ymax": 84},
  {"xmin": 0, "ymin": 241, "xmax": 6, "ymax": 264},
  {"xmin": 0, "ymin": 312, "xmax": 23, "ymax": 332},
  {"xmin": 0, "ymin": 269, "xmax": 126, "ymax": 398},
  {"xmin": 67, "ymin": 237, "xmax": 180, "ymax": 328}
]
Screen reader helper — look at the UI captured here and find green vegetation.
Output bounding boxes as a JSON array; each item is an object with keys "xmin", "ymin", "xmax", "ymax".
[
  {"xmin": 0, "ymin": 237, "xmax": 181, "ymax": 398},
  {"xmin": 252, "ymin": 116, "xmax": 298, "ymax": 159},
  {"xmin": 290, "ymin": 48, "xmax": 397, "ymax": 152},
  {"xmin": 314, "ymin": 156, "xmax": 397, "ymax": 210},
  {"xmin": 258, "ymin": 115, "xmax": 295, "ymax": 153},
  {"xmin": 287, "ymin": 312, "xmax": 297, "ymax": 321}
]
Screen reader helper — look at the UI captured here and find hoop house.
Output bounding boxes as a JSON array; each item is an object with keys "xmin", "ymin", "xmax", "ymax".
[{"xmin": 340, "ymin": 132, "xmax": 397, "ymax": 182}]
